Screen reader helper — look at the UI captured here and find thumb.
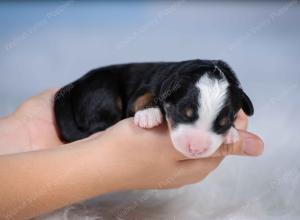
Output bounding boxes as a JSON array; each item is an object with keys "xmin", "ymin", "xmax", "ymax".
[{"xmin": 213, "ymin": 130, "xmax": 264, "ymax": 157}]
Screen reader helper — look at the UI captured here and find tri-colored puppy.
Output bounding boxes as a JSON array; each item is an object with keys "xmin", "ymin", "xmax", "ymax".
[{"xmin": 54, "ymin": 59, "xmax": 254, "ymax": 158}]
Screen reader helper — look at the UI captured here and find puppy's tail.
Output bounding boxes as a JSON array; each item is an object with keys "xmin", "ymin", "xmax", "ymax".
[{"xmin": 54, "ymin": 84, "xmax": 90, "ymax": 142}]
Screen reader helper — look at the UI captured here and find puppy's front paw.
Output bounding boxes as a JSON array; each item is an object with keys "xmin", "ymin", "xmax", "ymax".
[
  {"xmin": 134, "ymin": 107, "xmax": 163, "ymax": 128},
  {"xmin": 224, "ymin": 127, "xmax": 239, "ymax": 144}
]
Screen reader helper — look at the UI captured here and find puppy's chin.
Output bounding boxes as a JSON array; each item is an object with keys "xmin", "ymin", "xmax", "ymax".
[
  {"xmin": 170, "ymin": 133, "xmax": 223, "ymax": 159},
  {"xmin": 166, "ymin": 119, "xmax": 224, "ymax": 159}
]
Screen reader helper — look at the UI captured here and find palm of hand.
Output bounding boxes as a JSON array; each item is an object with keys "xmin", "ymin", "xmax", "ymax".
[{"xmin": 15, "ymin": 89, "xmax": 64, "ymax": 150}]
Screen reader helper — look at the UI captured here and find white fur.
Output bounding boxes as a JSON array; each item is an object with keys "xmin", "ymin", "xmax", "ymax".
[
  {"xmin": 134, "ymin": 107, "xmax": 163, "ymax": 128},
  {"xmin": 170, "ymin": 124, "xmax": 224, "ymax": 158},
  {"xmin": 170, "ymin": 73, "xmax": 230, "ymax": 158},
  {"xmin": 195, "ymin": 74, "xmax": 229, "ymax": 130}
]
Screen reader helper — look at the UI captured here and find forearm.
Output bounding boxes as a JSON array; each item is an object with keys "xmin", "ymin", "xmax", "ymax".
[
  {"xmin": 0, "ymin": 115, "xmax": 32, "ymax": 155},
  {"xmin": 0, "ymin": 137, "xmax": 124, "ymax": 220}
]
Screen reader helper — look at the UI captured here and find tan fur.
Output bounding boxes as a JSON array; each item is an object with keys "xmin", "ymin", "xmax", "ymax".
[{"xmin": 133, "ymin": 93, "xmax": 154, "ymax": 112}]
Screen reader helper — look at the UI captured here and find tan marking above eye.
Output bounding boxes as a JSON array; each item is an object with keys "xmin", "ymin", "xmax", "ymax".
[
  {"xmin": 219, "ymin": 117, "xmax": 230, "ymax": 126},
  {"xmin": 133, "ymin": 92, "xmax": 154, "ymax": 113},
  {"xmin": 185, "ymin": 108, "xmax": 194, "ymax": 118}
]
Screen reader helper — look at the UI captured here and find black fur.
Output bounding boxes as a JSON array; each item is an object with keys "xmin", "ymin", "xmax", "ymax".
[{"xmin": 54, "ymin": 59, "xmax": 253, "ymax": 142}]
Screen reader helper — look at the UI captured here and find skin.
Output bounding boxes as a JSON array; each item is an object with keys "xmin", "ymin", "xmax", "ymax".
[{"xmin": 0, "ymin": 89, "xmax": 264, "ymax": 220}]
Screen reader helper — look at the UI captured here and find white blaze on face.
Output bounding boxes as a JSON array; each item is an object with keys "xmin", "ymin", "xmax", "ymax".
[{"xmin": 170, "ymin": 74, "xmax": 229, "ymax": 158}]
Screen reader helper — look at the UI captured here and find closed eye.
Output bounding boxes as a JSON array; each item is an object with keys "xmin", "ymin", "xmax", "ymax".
[
  {"xmin": 180, "ymin": 103, "xmax": 198, "ymax": 122},
  {"xmin": 219, "ymin": 116, "xmax": 231, "ymax": 127},
  {"xmin": 214, "ymin": 113, "xmax": 234, "ymax": 134},
  {"xmin": 185, "ymin": 107, "xmax": 194, "ymax": 118}
]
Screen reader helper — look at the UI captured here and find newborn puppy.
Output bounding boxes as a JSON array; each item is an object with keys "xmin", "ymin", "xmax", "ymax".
[{"xmin": 54, "ymin": 59, "xmax": 253, "ymax": 158}]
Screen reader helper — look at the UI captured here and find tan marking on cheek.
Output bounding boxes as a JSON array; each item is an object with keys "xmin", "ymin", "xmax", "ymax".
[
  {"xmin": 219, "ymin": 117, "xmax": 230, "ymax": 126},
  {"xmin": 133, "ymin": 93, "xmax": 154, "ymax": 113}
]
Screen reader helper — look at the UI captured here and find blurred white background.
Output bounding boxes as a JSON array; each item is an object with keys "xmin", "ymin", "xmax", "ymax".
[{"xmin": 1, "ymin": 1, "xmax": 299, "ymax": 219}]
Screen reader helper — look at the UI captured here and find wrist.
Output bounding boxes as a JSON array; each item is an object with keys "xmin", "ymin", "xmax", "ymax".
[
  {"xmin": 87, "ymin": 128, "xmax": 143, "ymax": 191},
  {"xmin": 0, "ymin": 114, "xmax": 32, "ymax": 155},
  {"xmin": 79, "ymin": 135, "xmax": 131, "ymax": 192}
]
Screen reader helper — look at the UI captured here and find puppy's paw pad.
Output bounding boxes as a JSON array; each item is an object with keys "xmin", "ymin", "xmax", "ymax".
[
  {"xmin": 224, "ymin": 127, "xmax": 239, "ymax": 144},
  {"xmin": 134, "ymin": 108, "xmax": 163, "ymax": 128}
]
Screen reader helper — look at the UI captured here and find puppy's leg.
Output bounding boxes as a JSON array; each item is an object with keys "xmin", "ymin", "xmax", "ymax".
[
  {"xmin": 224, "ymin": 127, "xmax": 240, "ymax": 144},
  {"xmin": 134, "ymin": 107, "xmax": 163, "ymax": 128},
  {"xmin": 130, "ymin": 91, "xmax": 162, "ymax": 128}
]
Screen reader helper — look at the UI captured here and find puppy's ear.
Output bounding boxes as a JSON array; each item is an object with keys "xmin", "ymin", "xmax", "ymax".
[
  {"xmin": 240, "ymin": 89, "xmax": 254, "ymax": 116},
  {"xmin": 214, "ymin": 60, "xmax": 254, "ymax": 116},
  {"xmin": 214, "ymin": 60, "xmax": 240, "ymax": 87}
]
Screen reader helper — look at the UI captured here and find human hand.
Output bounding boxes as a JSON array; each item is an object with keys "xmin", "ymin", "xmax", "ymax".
[
  {"xmin": 0, "ymin": 89, "xmax": 63, "ymax": 154},
  {"xmin": 87, "ymin": 110, "xmax": 264, "ymax": 190}
]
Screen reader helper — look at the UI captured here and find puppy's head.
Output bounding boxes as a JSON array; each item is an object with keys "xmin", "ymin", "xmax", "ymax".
[{"xmin": 161, "ymin": 60, "xmax": 254, "ymax": 158}]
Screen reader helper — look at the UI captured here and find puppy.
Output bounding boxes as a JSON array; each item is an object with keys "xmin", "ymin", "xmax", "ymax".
[{"xmin": 54, "ymin": 59, "xmax": 254, "ymax": 158}]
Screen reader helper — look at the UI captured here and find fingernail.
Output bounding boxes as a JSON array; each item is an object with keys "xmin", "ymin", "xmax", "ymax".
[{"xmin": 242, "ymin": 137, "xmax": 264, "ymax": 156}]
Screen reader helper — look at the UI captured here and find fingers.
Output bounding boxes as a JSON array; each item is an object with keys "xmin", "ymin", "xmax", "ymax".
[
  {"xmin": 213, "ymin": 130, "xmax": 264, "ymax": 157},
  {"xmin": 28, "ymin": 88, "xmax": 59, "ymax": 103},
  {"xmin": 234, "ymin": 109, "xmax": 248, "ymax": 130},
  {"xmin": 179, "ymin": 156, "xmax": 224, "ymax": 172},
  {"xmin": 173, "ymin": 115, "xmax": 261, "ymax": 160},
  {"xmin": 176, "ymin": 157, "xmax": 224, "ymax": 185},
  {"xmin": 39, "ymin": 88, "xmax": 59, "ymax": 97},
  {"xmin": 174, "ymin": 130, "xmax": 264, "ymax": 186}
]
